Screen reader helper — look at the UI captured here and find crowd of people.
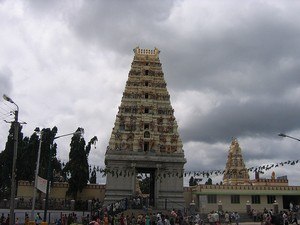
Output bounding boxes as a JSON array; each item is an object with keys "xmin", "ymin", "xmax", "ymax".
[
  {"xmin": 88, "ymin": 209, "xmax": 187, "ymax": 225},
  {"xmin": 247, "ymin": 208, "xmax": 299, "ymax": 225},
  {"xmin": 0, "ymin": 213, "xmax": 9, "ymax": 225},
  {"xmin": 1, "ymin": 197, "xmax": 300, "ymax": 225}
]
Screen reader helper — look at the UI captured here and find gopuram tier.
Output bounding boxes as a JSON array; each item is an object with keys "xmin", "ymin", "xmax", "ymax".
[
  {"xmin": 223, "ymin": 138, "xmax": 250, "ymax": 185},
  {"xmin": 104, "ymin": 47, "xmax": 186, "ymax": 209}
]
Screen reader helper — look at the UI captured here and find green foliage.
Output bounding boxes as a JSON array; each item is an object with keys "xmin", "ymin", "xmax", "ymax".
[
  {"xmin": 89, "ymin": 167, "xmax": 97, "ymax": 184},
  {"xmin": 205, "ymin": 178, "xmax": 213, "ymax": 185},
  {"xmin": 0, "ymin": 125, "xmax": 63, "ymax": 199},
  {"xmin": 16, "ymin": 134, "xmax": 38, "ymax": 182},
  {"xmin": 64, "ymin": 127, "xmax": 97, "ymax": 199},
  {"xmin": 38, "ymin": 127, "xmax": 58, "ymax": 179},
  {"xmin": 189, "ymin": 176, "xmax": 198, "ymax": 186},
  {"xmin": 0, "ymin": 123, "xmax": 25, "ymax": 198},
  {"xmin": 138, "ymin": 174, "xmax": 150, "ymax": 194}
]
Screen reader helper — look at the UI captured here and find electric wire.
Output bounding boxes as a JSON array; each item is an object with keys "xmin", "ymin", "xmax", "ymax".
[
  {"xmin": 3, "ymin": 101, "xmax": 16, "ymax": 111},
  {"xmin": 0, "ymin": 104, "xmax": 12, "ymax": 114},
  {"xmin": 0, "ymin": 112, "xmax": 13, "ymax": 122}
]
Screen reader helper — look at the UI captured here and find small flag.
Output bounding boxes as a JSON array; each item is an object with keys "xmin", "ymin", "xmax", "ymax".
[{"xmin": 36, "ymin": 176, "xmax": 48, "ymax": 194}]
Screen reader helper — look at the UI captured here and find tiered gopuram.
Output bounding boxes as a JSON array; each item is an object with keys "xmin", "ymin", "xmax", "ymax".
[
  {"xmin": 223, "ymin": 138, "xmax": 250, "ymax": 185},
  {"xmin": 104, "ymin": 47, "xmax": 186, "ymax": 209}
]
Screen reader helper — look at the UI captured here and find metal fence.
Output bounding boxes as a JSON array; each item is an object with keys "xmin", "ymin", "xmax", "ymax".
[
  {"xmin": 0, "ymin": 209, "xmax": 90, "ymax": 225},
  {"xmin": 0, "ymin": 198, "xmax": 100, "ymax": 211}
]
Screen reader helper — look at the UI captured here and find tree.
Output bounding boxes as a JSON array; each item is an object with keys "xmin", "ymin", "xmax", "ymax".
[
  {"xmin": 89, "ymin": 167, "xmax": 97, "ymax": 184},
  {"xmin": 16, "ymin": 133, "xmax": 39, "ymax": 182},
  {"xmin": 138, "ymin": 174, "xmax": 150, "ymax": 194},
  {"xmin": 38, "ymin": 127, "xmax": 58, "ymax": 180},
  {"xmin": 64, "ymin": 128, "xmax": 97, "ymax": 199},
  {"xmin": 0, "ymin": 123, "xmax": 25, "ymax": 198},
  {"xmin": 205, "ymin": 178, "xmax": 213, "ymax": 185},
  {"xmin": 189, "ymin": 176, "xmax": 197, "ymax": 186}
]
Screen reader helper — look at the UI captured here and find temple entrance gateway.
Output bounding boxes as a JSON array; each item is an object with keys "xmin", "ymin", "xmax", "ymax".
[
  {"xmin": 136, "ymin": 168, "xmax": 155, "ymax": 207},
  {"xmin": 104, "ymin": 47, "xmax": 186, "ymax": 209}
]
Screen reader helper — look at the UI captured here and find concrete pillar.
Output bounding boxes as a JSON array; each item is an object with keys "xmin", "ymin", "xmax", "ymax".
[
  {"xmin": 14, "ymin": 198, "xmax": 19, "ymax": 208},
  {"xmin": 131, "ymin": 163, "xmax": 136, "ymax": 195},
  {"xmin": 71, "ymin": 200, "xmax": 75, "ymax": 211},
  {"xmin": 273, "ymin": 200, "xmax": 279, "ymax": 214},
  {"xmin": 246, "ymin": 200, "xmax": 251, "ymax": 214},
  {"xmin": 218, "ymin": 200, "xmax": 223, "ymax": 212},
  {"xmin": 42, "ymin": 199, "xmax": 46, "ymax": 210},
  {"xmin": 88, "ymin": 200, "xmax": 92, "ymax": 212},
  {"xmin": 156, "ymin": 164, "xmax": 161, "ymax": 208},
  {"xmin": 190, "ymin": 200, "xmax": 196, "ymax": 216}
]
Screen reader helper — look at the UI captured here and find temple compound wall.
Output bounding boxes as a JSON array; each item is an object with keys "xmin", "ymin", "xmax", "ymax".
[{"xmin": 17, "ymin": 181, "xmax": 300, "ymax": 214}]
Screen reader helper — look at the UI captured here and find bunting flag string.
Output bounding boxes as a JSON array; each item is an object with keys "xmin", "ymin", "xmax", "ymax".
[{"xmin": 59, "ymin": 158, "xmax": 300, "ymax": 179}]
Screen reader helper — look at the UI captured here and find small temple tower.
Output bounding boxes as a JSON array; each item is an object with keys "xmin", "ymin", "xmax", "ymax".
[
  {"xmin": 223, "ymin": 138, "xmax": 250, "ymax": 185},
  {"xmin": 104, "ymin": 47, "xmax": 186, "ymax": 209}
]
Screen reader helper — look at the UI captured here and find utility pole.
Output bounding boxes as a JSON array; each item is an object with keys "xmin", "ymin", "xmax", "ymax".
[
  {"xmin": 31, "ymin": 128, "xmax": 43, "ymax": 221},
  {"xmin": 3, "ymin": 94, "xmax": 19, "ymax": 225}
]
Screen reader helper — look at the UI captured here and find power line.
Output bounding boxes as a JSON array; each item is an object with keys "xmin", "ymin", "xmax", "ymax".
[
  {"xmin": 0, "ymin": 112, "xmax": 14, "ymax": 122},
  {"xmin": 0, "ymin": 105, "xmax": 12, "ymax": 114},
  {"xmin": 2, "ymin": 101, "xmax": 16, "ymax": 111}
]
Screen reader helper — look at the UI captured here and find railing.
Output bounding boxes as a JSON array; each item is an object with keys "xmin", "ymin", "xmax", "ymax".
[
  {"xmin": 94, "ymin": 196, "xmax": 148, "ymax": 218},
  {"xmin": 164, "ymin": 198, "xmax": 186, "ymax": 212},
  {"xmin": 0, "ymin": 198, "xmax": 102, "ymax": 211}
]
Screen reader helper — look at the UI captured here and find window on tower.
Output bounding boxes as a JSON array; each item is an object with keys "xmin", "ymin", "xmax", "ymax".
[
  {"xmin": 267, "ymin": 195, "xmax": 276, "ymax": 204},
  {"xmin": 144, "ymin": 131, "xmax": 150, "ymax": 138},
  {"xmin": 144, "ymin": 124, "xmax": 149, "ymax": 130},
  {"xmin": 144, "ymin": 141, "xmax": 149, "ymax": 152},
  {"xmin": 145, "ymin": 93, "xmax": 149, "ymax": 99},
  {"xmin": 120, "ymin": 122, "xmax": 125, "ymax": 131},
  {"xmin": 251, "ymin": 195, "xmax": 261, "ymax": 204},
  {"xmin": 145, "ymin": 81, "xmax": 149, "ymax": 86},
  {"xmin": 207, "ymin": 195, "xmax": 217, "ymax": 204},
  {"xmin": 145, "ymin": 70, "xmax": 149, "ymax": 75},
  {"xmin": 144, "ymin": 107, "xmax": 149, "ymax": 114},
  {"xmin": 231, "ymin": 195, "xmax": 240, "ymax": 204}
]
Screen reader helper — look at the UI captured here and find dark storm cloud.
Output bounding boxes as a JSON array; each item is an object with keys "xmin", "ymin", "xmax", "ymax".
[
  {"xmin": 67, "ymin": 0, "xmax": 175, "ymax": 54},
  {"xmin": 162, "ymin": 8, "xmax": 300, "ymax": 95},
  {"xmin": 181, "ymin": 97, "xmax": 300, "ymax": 143}
]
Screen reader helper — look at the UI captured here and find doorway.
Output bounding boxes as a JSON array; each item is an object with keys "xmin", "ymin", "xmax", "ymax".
[{"xmin": 136, "ymin": 168, "xmax": 156, "ymax": 207}]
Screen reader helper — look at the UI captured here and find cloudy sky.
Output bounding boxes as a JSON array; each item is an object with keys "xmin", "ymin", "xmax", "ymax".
[{"xmin": 1, "ymin": 0, "xmax": 300, "ymax": 185}]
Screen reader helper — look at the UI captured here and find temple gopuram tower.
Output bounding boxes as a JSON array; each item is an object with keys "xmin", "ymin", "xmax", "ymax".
[
  {"xmin": 223, "ymin": 138, "xmax": 250, "ymax": 185},
  {"xmin": 104, "ymin": 47, "xmax": 186, "ymax": 209}
]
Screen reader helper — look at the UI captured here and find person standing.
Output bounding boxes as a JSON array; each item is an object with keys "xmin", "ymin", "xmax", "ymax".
[
  {"xmin": 291, "ymin": 213, "xmax": 299, "ymax": 225},
  {"xmin": 103, "ymin": 214, "xmax": 109, "ymax": 225},
  {"xmin": 35, "ymin": 213, "xmax": 42, "ymax": 225},
  {"xmin": 25, "ymin": 213, "xmax": 29, "ymax": 225},
  {"xmin": 234, "ymin": 212, "xmax": 240, "ymax": 225},
  {"xmin": 282, "ymin": 211, "xmax": 288, "ymax": 225},
  {"xmin": 5, "ymin": 215, "xmax": 9, "ymax": 225},
  {"xmin": 224, "ymin": 211, "xmax": 230, "ymax": 225},
  {"xmin": 0, "ymin": 214, "xmax": 5, "ymax": 225}
]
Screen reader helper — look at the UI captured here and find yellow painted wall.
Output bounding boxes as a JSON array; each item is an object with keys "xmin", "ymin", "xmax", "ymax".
[
  {"xmin": 18, "ymin": 181, "xmax": 299, "ymax": 214},
  {"xmin": 17, "ymin": 181, "xmax": 106, "ymax": 201}
]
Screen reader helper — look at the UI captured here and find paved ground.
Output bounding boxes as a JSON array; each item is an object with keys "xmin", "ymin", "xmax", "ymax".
[{"xmin": 239, "ymin": 223, "xmax": 261, "ymax": 225}]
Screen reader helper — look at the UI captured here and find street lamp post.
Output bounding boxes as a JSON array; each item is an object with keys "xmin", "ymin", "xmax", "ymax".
[
  {"xmin": 278, "ymin": 133, "xmax": 300, "ymax": 142},
  {"xmin": 3, "ymin": 94, "xmax": 19, "ymax": 225},
  {"xmin": 31, "ymin": 128, "xmax": 43, "ymax": 221},
  {"xmin": 43, "ymin": 129, "xmax": 84, "ymax": 222}
]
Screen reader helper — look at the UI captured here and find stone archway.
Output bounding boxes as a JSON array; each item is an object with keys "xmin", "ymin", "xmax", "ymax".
[{"xmin": 136, "ymin": 168, "xmax": 156, "ymax": 207}]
